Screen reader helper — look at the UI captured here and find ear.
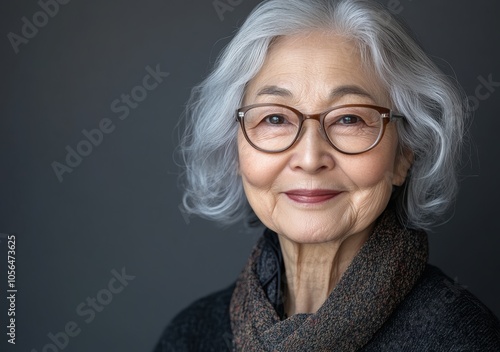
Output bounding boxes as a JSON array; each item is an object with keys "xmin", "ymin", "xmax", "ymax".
[{"xmin": 392, "ymin": 147, "xmax": 413, "ymax": 186}]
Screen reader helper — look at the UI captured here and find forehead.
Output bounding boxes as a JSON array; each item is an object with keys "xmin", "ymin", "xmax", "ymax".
[{"xmin": 244, "ymin": 31, "xmax": 387, "ymax": 106}]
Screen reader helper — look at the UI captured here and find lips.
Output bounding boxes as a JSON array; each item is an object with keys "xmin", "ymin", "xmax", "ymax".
[{"xmin": 284, "ymin": 189, "xmax": 341, "ymax": 204}]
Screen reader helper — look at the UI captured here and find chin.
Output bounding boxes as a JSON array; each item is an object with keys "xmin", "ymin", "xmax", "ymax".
[{"xmin": 272, "ymin": 218, "xmax": 345, "ymax": 245}]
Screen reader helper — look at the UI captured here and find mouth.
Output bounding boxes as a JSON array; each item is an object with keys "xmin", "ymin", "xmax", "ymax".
[{"xmin": 284, "ymin": 189, "xmax": 342, "ymax": 204}]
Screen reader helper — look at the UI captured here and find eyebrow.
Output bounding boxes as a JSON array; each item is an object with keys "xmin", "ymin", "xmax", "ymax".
[
  {"xmin": 329, "ymin": 85, "xmax": 374, "ymax": 101},
  {"xmin": 256, "ymin": 85, "xmax": 293, "ymax": 97},
  {"xmin": 255, "ymin": 84, "xmax": 375, "ymax": 101}
]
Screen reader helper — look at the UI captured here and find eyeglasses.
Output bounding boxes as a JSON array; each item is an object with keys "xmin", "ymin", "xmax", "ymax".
[{"xmin": 236, "ymin": 103, "xmax": 405, "ymax": 155}]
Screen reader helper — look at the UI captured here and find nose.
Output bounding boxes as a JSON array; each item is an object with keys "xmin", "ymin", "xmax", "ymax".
[{"xmin": 288, "ymin": 119, "xmax": 336, "ymax": 173}]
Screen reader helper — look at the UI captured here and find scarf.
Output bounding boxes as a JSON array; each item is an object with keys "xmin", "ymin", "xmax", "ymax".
[{"xmin": 229, "ymin": 207, "xmax": 429, "ymax": 351}]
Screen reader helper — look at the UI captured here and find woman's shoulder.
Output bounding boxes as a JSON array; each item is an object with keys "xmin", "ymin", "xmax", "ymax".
[
  {"xmin": 409, "ymin": 264, "xmax": 500, "ymax": 331},
  {"xmin": 365, "ymin": 264, "xmax": 500, "ymax": 351},
  {"xmin": 152, "ymin": 265, "xmax": 500, "ymax": 351},
  {"xmin": 152, "ymin": 284, "xmax": 234, "ymax": 352}
]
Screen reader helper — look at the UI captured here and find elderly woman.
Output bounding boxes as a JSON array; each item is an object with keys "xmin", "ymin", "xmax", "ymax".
[{"xmin": 154, "ymin": 0, "xmax": 500, "ymax": 350}]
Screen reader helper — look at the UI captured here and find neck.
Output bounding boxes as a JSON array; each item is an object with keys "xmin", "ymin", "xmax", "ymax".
[{"xmin": 278, "ymin": 229, "xmax": 371, "ymax": 316}]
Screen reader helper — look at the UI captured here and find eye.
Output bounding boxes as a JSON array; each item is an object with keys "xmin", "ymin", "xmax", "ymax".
[
  {"xmin": 337, "ymin": 115, "xmax": 362, "ymax": 125},
  {"xmin": 264, "ymin": 114, "xmax": 287, "ymax": 124}
]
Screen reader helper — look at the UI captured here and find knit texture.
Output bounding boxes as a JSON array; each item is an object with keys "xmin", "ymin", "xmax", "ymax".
[
  {"xmin": 153, "ymin": 211, "xmax": 500, "ymax": 351},
  {"xmin": 154, "ymin": 266, "xmax": 500, "ymax": 351},
  {"xmin": 230, "ymin": 207, "xmax": 428, "ymax": 351}
]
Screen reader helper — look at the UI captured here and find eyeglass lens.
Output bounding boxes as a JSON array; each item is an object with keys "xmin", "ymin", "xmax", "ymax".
[{"xmin": 241, "ymin": 105, "xmax": 385, "ymax": 153}]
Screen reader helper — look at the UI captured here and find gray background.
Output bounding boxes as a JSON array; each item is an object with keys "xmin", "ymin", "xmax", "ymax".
[{"xmin": 1, "ymin": 0, "xmax": 499, "ymax": 351}]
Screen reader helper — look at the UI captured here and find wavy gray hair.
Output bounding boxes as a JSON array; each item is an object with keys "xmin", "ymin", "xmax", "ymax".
[{"xmin": 179, "ymin": 0, "xmax": 466, "ymax": 231}]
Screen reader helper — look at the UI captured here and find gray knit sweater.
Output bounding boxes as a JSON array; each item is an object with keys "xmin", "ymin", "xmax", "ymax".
[{"xmin": 154, "ymin": 265, "xmax": 500, "ymax": 351}]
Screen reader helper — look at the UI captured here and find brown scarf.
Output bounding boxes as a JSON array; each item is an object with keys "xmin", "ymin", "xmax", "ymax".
[{"xmin": 230, "ymin": 207, "xmax": 428, "ymax": 351}]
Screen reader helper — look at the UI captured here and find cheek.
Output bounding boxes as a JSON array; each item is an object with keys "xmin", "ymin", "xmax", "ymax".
[
  {"xmin": 238, "ymin": 137, "xmax": 272, "ymax": 188},
  {"xmin": 351, "ymin": 159, "xmax": 396, "ymax": 187},
  {"xmin": 348, "ymin": 130, "xmax": 400, "ymax": 189},
  {"xmin": 345, "ymin": 141, "xmax": 400, "ymax": 215},
  {"xmin": 238, "ymin": 133, "xmax": 284, "ymax": 214},
  {"xmin": 341, "ymin": 158, "xmax": 396, "ymax": 233}
]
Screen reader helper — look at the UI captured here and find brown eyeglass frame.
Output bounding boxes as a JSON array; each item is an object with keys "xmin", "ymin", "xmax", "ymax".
[{"xmin": 236, "ymin": 103, "xmax": 405, "ymax": 155}]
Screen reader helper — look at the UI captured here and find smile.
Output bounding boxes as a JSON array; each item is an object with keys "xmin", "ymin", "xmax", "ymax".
[{"xmin": 284, "ymin": 189, "xmax": 341, "ymax": 204}]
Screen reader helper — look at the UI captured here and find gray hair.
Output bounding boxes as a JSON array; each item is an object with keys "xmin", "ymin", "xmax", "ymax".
[{"xmin": 179, "ymin": 0, "xmax": 467, "ymax": 231}]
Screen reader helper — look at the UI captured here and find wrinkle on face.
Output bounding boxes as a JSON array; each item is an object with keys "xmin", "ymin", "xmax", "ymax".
[{"xmin": 237, "ymin": 31, "xmax": 413, "ymax": 315}]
